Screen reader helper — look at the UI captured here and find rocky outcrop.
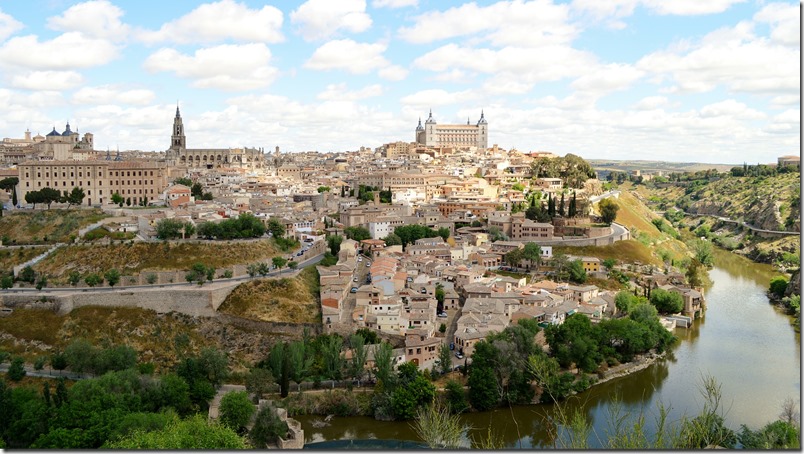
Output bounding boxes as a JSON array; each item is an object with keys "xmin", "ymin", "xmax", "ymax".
[{"xmin": 785, "ymin": 269, "xmax": 800, "ymax": 297}]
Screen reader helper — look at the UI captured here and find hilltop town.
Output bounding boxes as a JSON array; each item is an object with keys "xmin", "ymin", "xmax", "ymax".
[{"xmin": 0, "ymin": 107, "xmax": 730, "ymax": 373}]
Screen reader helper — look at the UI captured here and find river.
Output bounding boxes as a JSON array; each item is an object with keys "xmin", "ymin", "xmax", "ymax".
[{"xmin": 298, "ymin": 248, "xmax": 800, "ymax": 448}]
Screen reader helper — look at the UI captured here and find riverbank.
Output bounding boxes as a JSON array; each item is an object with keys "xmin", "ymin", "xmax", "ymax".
[{"xmin": 592, "ymin": 350, "xmax": 666, "ymax": 387}]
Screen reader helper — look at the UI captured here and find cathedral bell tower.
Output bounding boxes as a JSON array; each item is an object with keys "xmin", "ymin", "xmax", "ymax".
[{"xmin": 171, "ymin": 104, "xmax": 186, "ymax": 150}]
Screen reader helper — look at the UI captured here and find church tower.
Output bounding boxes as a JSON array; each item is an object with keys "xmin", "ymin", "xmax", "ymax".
[{"xmin": 170, "ymin": 104, "xmax": 186, "ymax": 150}]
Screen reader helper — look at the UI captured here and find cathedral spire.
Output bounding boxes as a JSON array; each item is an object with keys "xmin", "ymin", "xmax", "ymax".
[{"xmin": 175, "ymin": 102, "xmax": 181, "ymax": 118}]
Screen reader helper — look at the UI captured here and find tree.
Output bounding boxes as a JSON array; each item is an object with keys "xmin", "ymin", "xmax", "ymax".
[
  {"xmin": 84, "ymin": 273, "xmax": 103, "ymax": 287},
  {"xmin": 522, "ymin": 242, "xmax": 542, "ymax": 268},
  {"xmin": 567, "ymin": 260, "xmax": 587, "ymax": 284},
  {"xmin": 68, "ymin": 271, "xmax": 81, "ymax": 286},
  {"xmin": 444, "ymin": 379, "xmax": 469, "ymax": 414},
  {"xmin": 467, "ymin": 363, "xmax": 499, "ymax": 411},
  {"xmin": 126, "ymin": 197, "xmax": 132, "ymax": 206},
  {"xmin": 344, "ymin": 226, "xmax": 371, "ymax": 241},
  {"xmin": 0, "ymin": 275, "xmax": 12, "ymax": 289},
  {"xmin": 245, "ymin": 367, "xmax": 275, "ymax": 400},
  {"xmin": 64, "ymin": 338, "xmax": 98, "ymax": 374},
  {"xmin": 35, "ymin": 275, "xmax": 47, "ymax": 290},
  {"xmin": 373, "ymin": 342, "xmax": 395, "ymax": 388},
  {"xmin": 155, "ymin": 218, "xmax": 195, "ymax": 240},
  {"xmin": 317, "ymin": 186, "xmax": 331, "ymax": 193},
  {"xmin": 382, "ymin": 233, "xmax": 402, "ymax": 246},
  {"xmin": 39, "ymin": 187, "xmax": 61, "ymax": 209},
  {"xmin": 602, "ymin": 258, "xmax": 617, "ymax": 272},
  {"xmin": 267, "ymin": 218, "xmax": 285, "ymax": 239},
  {"xmin": 649, "ymin": 288, "xmax": 684, "ymax": 314},
  {"xmin": 547, "ymin": 193, "xmax": 555, "ymax": 216},
  {"xmin": 437, "ymin": 227, "xmax": 450, "ymax": 242},
  {"xmin": 64, "ymin": 187, "xmax": 85, "ymax": 208},
  {"xmin": 174, "ymin": 177, "xmax": 193, "ymax": 187},
  {"xmin": 219, "ymin": 391, "xmax": 255, "ymax": 434},
  {"xmin": 272, "ymin": 256, "xmax": 287, "ymax": 271},
  {"xmin": 436, "ymin": 343, "xmax": 452, "ymax": 375},
  {"xmin": 568, "ymin": 191, "xmax": 577, "ymax": 217},
  {"xmin": 104, "ymin": 269, "xmax": 121, "ymax": 287},
  {"xmin": 391, "ymin": 362, "xmax": 436, "ymax": 419},
  {"xmin": 615, "ymin": 291, "xmax": 638, "ymax": 314},
  {"xmin": 769, "ymin": 276, "xmax": 789, "ymax": 299},
  {"xmin": 249, "ymin": 404, "xmax": 288, "ymax": 449},
  {"xmin": 327, "ymin": 234, "xmax": 343, "ymax": 255},
  {"xmin": 50, "ymin": 351, "xmax": 68, "ymax": 374},
  {"xmin": 686, "ymin": 259, "xmax": 705, "ymax": 288},
  {"xmin": 320, "ymin": 335, "xmax": 344, "ymax": 380},
  {"xmin": 505, "ymin": 248, "xmax": 524, "ymax": 268},
  {"xmin": 8, "ymin": 356, "xmax": 26, "ymax": 381},
  {"xmin": 558, "ymin": 192, "xmax": 565, "ymax": 216},
  {"xmin": 349, "ymin": 334, "xmax": 368, "ymax": 382},
  {"xmin": 18, "ymin": 265, "xmax": 35, "ymax": 283},
  {"xmin": 690, "ymin": 239, "xmax": 714, "ymax": 267},
  {"xmin": 111, "ymin": 192, "xmax": 124, "ymax": 206},
  {"xmin": 25, "ymin": 190, "xmax": 43, "ymax": 209},
  {"xmin": 599, "ymin": 198, "xmax": 620, "ymax": 225}
]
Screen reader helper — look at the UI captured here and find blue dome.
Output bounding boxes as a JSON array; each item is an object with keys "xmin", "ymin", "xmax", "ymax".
[
  {"xmin": 46, "ymin": 127, "xmax": 61, "ymax": 137},
  {"xmin": 62, "ymin": 122, "xmax": 73, "ymax": 135}
]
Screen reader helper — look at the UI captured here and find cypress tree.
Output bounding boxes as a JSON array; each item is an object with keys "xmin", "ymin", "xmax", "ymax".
[
  {"xmin": 558, "ymin": 193, "xmax": 565, "ymax": 216},
  {"xmin": 548, "ymin": 193, "xmax": 555, "ymax": 217},
  {"xmin": 569, "ymin": 192, "xmax": 577, "ymax": 217}
]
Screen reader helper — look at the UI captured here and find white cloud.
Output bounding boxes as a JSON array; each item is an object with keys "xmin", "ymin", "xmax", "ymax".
[
  {"xmin": 378, "ymin": 65, "xmax": 408, "ymax": 81},
  {"xmin": 637, "ymin": 22, "xmax": 798, "ymax": 95},
  {"xmin": 699, "ymin": 99, "xmax": 766, "ymax": 120},
  {"xmin": 641, "ymin": 0, "xmax": 746, "ymax": 16},
  {"xmin": 400, "ymin": 89, "xmax": 478, "ymax": 108},
  {"xmin": 398, "ymin": 0, "xmax": 576, "ymax": 47},
  {"xmin": 72, "ymin": 85, "xmax": 155, "ymax": 106},
  {"xmin": 632, "ymin": 96, "xmax": 668, "ymax": 110},
  {"xmin": 413, "ymin": 43, "xmax": 596, "ymax": 92},
  {"xmin": 138, "ymin": 0, "xmax": 283, "ymax": 44},
  {"xmin": 143, "ymin": 43, "xmax": 278, "ymax": 91},
  {"xmin": 570, "ymin": 63, "xmax": 644, "ymax": 95},
  {"xmin": 305, "ymin": 40, "xmax": 390, "ymax": 74},
  {"xmin": 372, "ymin": 0, "xmax": 418, "ymax": 8},
  {"xmin": 753, "ymin": 2, "xmax": 799, "ymax": 46},
  {"xmin": 769, "ymin": 95, "xmax": 799, "ymax": 107},
  {"xmin": 0, "ymin": 32, "xmax": 118, "ymax": 70},
  {"xmin": 10, "ymin": 71, "xmax": 84, "ymax": 91},
  {"xmin": 291, "ymin": 0, "xmax": 371, "ymax": 41},
  {"xmin": 47, "ymin": 0, "xmax": 130, "ymax": 41},
  {"xmin": 317, "ymin": 83, "xmax": 383, "ymax": 101},
  {"xmin": 0, "ymin": 8, "xmax": 24, "ymax": 43}
]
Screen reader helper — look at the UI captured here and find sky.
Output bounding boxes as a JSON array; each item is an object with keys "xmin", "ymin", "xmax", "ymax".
[{"xmin": 0, "ymin": 0, "xmax": 798, "ymax": 164}]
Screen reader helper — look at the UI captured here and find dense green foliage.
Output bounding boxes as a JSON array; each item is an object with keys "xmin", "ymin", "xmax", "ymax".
[
  {"xmin": 104, "ymin": 414, "xmax": 245, "ymax": 449},
  {"xmin": 598, "ymin": 198, "xmax": 620, "ymax": 225},
  {"xmin": 196, "ymin": 213, "xmax": 266, "ymax": 240},
  {"xmin": 155, "ymin": 218, "xmax": 196, "ymax": 240},
  {"xmin": 769, "ymin": 276, "xmax": 789, "ymax": 298},
  {"xmin": 218, "ymin": 391, "xmax": 254, "ymax": 434},
  {"xmin": 393, "ymin": 224, "xmax": 442, "ymax": 248},
  {"xmin": 649, "ymin": 288, "xmax": 684, "ymax": 314},
  {"xmin": 530, "ymin": 154, "xmax": 596, "ymax": 188}
]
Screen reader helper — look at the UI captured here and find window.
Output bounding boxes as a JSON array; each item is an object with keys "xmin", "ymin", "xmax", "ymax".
[
  {"xmin": 88, "ymin": 191, "xmax": 91, "ymax": 195},
  {"xmin": 79, "ymin": 172, "xmax": 82, "ymax": 177},
  {"xmin": 25, "ymin": 173, "xmax": 29, "ymax": 178},
  {"xmin": 45, "ymin": 172, "xmax": 49, "ymax": 178}
]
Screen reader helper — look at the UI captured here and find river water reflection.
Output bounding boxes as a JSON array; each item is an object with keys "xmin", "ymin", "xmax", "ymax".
[{"xmin": 299, "ymin": 249, "xmax": 800, "ymax": 448}]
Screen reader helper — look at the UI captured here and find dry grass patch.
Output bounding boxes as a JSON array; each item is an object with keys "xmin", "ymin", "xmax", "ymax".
[
  {"xmin": 0, "ymin": 308, "xmax": 64, "ymax": 346},
  {"xmin": 0, "ymin": 246, "xmax": 49, "ymax": 272},
  {"xmin": 219, "ymin": 270, "xmax": 321, "ymax": 324},
  {"xmin": 0, "ymin": 209, "xmax": 107, "ymax": 244},
  {"xmin": 33, "ymin": 240, "xmax": 279, "ymax": 279},
  {"xmin": 554, "ymin": 240, "xmax": 662, "ymax": 266}
]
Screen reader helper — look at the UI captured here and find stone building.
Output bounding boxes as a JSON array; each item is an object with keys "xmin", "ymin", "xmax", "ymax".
[
  {"xmin": 164, "ymin": 106, "xmax": 265, "ymax": 169},
  {"xmin": 16, "ymin": 159, "xmax": 168, "ymax": 206},
  {"xmin": 415, "ymin": 110, "xmax": 488, "ymax": 149}
]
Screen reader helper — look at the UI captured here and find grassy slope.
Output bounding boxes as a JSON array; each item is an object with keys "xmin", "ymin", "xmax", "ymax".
[
  {"xmin": 217, "ymin": 266, "xmax": 321, "ymax": 324},
  {"xmin": 0, "ymin": 306, "xmax": 211, "ymax": 368},
  {"xmin": 0, "ymin": 209, "xmax": 107, "ymax": 244},
  {"xmin": 33, "ymin": 240, "xmax": 279, "ymax": 279},
  {"xmin": 554, "ymin": 240, "xmax": 662, "ymax": 266},
  {"xmin": 0, "ymin": 246, "xmax": 49, "ymax": 273},
  {"xmin": 590, "ymin": 187, "xmax": 690, "ymax": 264}
]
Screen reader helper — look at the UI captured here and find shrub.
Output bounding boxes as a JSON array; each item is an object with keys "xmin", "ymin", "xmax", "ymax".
[{"xmin": 249, "ymin": 404, "xmax": 289, "ymax": 448}]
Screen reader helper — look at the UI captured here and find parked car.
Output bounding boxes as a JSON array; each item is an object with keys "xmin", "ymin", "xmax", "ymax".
[
  {"xmin": 438, "ymin": 312, "xmax": 448, "ymax": 318},
  {"xmin": 350, "ymin": 287, "xmax": 358, "ymax": 293},
  {"xmin": 353, "ymin": 277, "xmax": 358, "ymax": 282},
  {"xmin": 455, "ymin": 352, "xmax": 464, "ymax": 359}
]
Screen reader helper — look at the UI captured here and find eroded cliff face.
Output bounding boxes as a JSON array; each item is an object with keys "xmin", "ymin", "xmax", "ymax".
[{"xmin": 689, "ymin": 198, "xmax": 786, "ymax": 231}]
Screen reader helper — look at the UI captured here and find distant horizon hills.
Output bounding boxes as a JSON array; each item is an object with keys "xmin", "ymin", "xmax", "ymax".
[{"xmin": 586, "ymin": 158, "xmax": 743, "ymax": 174}]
